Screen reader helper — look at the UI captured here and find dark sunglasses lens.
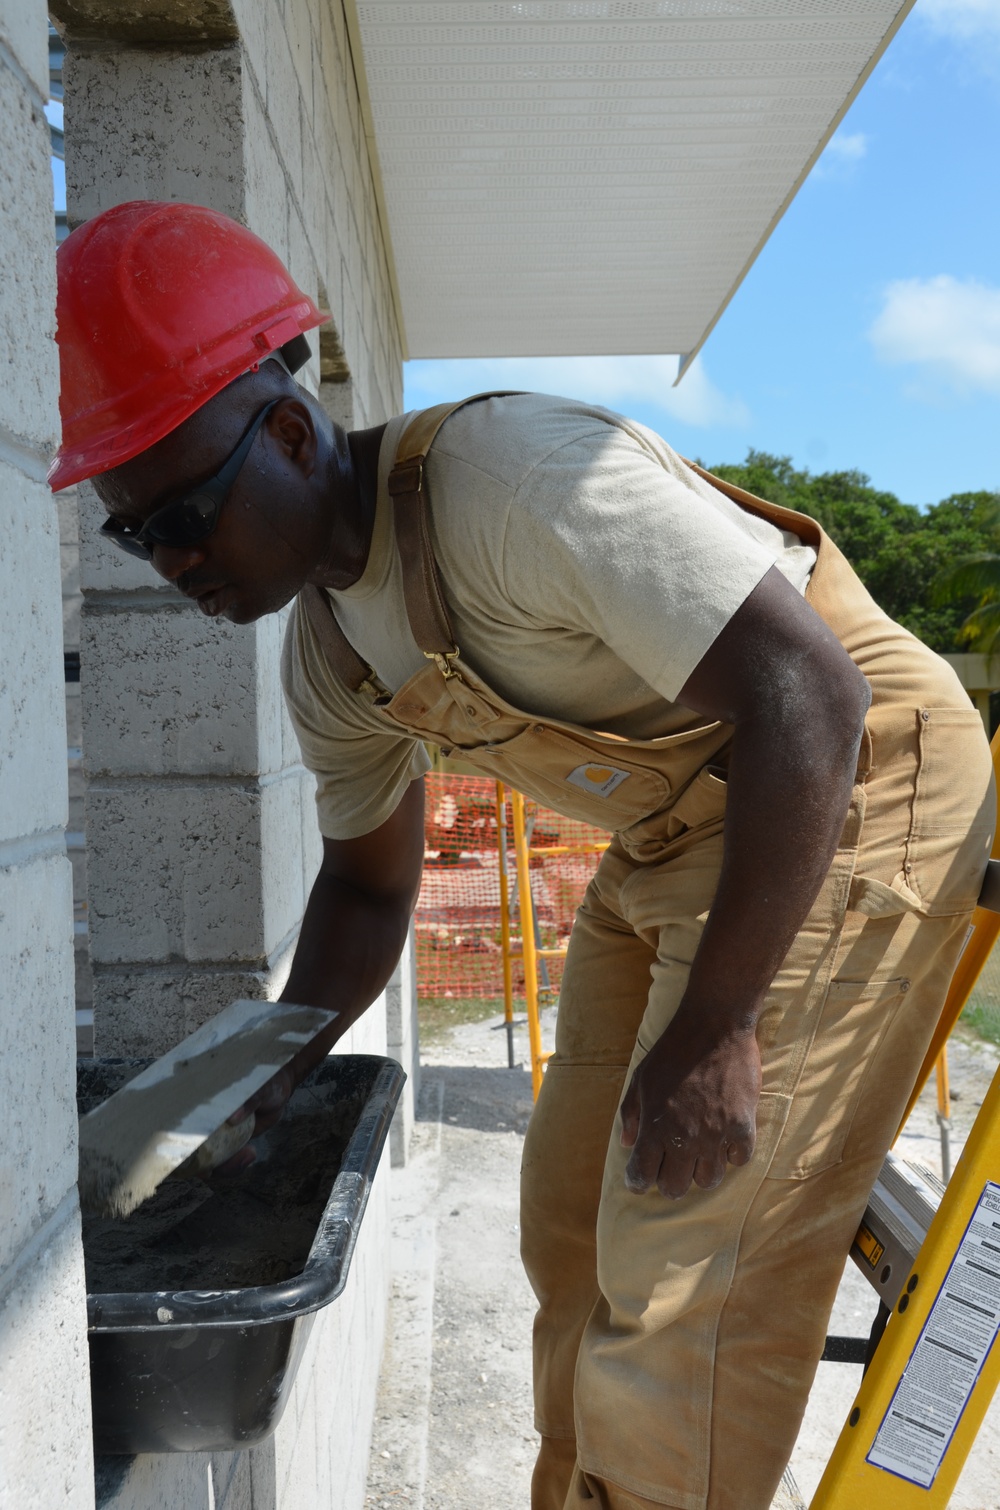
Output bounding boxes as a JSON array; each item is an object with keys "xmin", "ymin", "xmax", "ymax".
[
  {"xmin": 144, "ymin": 493, "xmax": 218, "ymax": 547},
  {"xmin": 100, "ymin": 523, "xmax": 152, "ymax": 560}
]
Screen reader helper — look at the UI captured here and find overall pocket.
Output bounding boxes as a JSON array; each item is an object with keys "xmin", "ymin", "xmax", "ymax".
[
  {"xmin": 900, "ymin": 707, "xmax": 995, "ymax": 918},
  {"xmin": 767, "ymin": 975, "xmax": 911, "ymax": 1180},
  {"xmin": 661, "ymin": 764, "xmax": 728, "ymax": 838},
  {"xmin": 469, "ymin": 723, "xmax": 672, "ymax": 829}
]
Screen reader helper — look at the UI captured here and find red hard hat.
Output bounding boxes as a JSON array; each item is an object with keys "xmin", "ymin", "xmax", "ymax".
[{"xmin": 49, "ymin": 200, "xmax": 328, "ymax": 491}]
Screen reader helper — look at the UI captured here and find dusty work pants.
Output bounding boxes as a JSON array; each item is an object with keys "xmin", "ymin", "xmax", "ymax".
[{"xmin": 521, "ymin": 699, "xmax": 994, "ymax": 1510}]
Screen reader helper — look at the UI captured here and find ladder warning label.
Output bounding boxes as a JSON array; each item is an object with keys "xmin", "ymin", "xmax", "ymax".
[
  {"xmin": 867, "ymin": 1181, "xmax": 1000, "ymax": 1489},
  {"xmin": 855, "ymin": 1222, "xmax": 885, "ymax": 1270}
]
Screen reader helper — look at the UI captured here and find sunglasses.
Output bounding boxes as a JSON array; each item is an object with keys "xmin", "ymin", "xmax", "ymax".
[{"xmin": 100, "ymin": 400, "xmax": 280, "ymax": 561}]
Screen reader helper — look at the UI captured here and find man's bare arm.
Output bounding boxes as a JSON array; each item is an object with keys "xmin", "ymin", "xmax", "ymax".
[
  {"xmin": 231, "ymin": 778, "xmax": 426, "ymax": 1151},
  {"xmin": 620, "ymin": 565, "xmax": 871, "ymax": 1198},
  {"xmin": 282, "ymin": 777, "xmax": 426, "ymax": 1027}
]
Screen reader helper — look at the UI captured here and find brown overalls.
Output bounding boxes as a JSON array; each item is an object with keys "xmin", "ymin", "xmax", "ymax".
[{"xmin": 300, "ymin": 397, "xmax": 995, "ymax": 1510}]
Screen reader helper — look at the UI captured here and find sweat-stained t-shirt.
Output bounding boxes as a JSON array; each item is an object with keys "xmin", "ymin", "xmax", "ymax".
[{"xmin": 281, "ymin": 393, "xmax": 817, "ymax": 840}]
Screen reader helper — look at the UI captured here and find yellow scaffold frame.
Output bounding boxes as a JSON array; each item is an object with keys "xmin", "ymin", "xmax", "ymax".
[{"xmin": 494, "ymin": 782, "xmax": 608, "ymax": 1099}]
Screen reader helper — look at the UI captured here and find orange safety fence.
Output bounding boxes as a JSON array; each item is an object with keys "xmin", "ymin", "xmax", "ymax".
[{"xmin": 416, "ymin": 773, "xmax": 606, "ymax": 1003}]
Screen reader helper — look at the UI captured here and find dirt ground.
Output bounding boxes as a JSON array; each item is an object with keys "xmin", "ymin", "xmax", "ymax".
[{"xmin": 364, "ymin": 1011, "xmax": 1000, "ymax": 1510}]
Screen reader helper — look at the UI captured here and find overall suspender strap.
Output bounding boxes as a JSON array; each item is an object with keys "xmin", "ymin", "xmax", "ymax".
[
  {"xmin": 388, "ymin": 392, "xmax": 522, "ymax": 677},
  {"xmin": 298, "ymin": 582, "xmax": 377, "ymax": 694},
  {"xmin": 299, "ymin": 392, "xmax": 522, "ymax": 692},
  {"xmin": 299, "ymin": 401, "xmax": 823, "ymax": 698}
]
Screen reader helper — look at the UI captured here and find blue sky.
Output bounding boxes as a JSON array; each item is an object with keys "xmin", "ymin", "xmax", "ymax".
[{"xmin": 404, "ymin": 0, "xmax": 1000, "ymax": 508}]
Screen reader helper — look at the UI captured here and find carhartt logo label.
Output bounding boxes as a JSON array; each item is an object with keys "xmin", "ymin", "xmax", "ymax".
[{"xmin": 565, "ymin": 764, "xmax": 631, "ymax": 798}]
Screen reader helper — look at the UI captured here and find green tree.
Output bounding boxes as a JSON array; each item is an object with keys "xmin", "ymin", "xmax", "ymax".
[
  {"xmin": 707, "ymin": 451, "xmax": 1000, "ymax": 654},
  {"xmin": 931, "ymin": 496, "xmax": 1000, "ymax": 653}
]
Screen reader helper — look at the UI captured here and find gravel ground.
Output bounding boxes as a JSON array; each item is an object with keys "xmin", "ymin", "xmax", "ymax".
[{"xmin": 365, "ymin": 1011, "xmax": 1000, "ymax": 1510}]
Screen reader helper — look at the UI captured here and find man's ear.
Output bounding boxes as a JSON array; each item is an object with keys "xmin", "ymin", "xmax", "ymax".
[{"xmin": 268, "ymin": 398, "xmax": 318, "ymax": 479}]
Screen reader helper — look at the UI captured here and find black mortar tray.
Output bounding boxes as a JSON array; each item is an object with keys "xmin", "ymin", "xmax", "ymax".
[{"xmin": 78, "ymin": 1053, "xmax": 404, "ymax": 1454}]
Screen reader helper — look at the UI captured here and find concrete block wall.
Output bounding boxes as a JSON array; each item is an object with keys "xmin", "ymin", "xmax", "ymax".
[
  {"xmin": 230, "ymin": 0, "xmax": 402, "ymax": 429},
  {"xmin": 60, "ymin": 34, "xmax": 299, "ymax": 1054},
  {"xmin": 0, "ymin": 2, "xmax": 94, "ymax": 1504},
  {"xmin": 56, "ymin": 0, "xmax": 404, "ymax": 1053},
  {"xmin": 49, "ymin": 2, "xmax": 406, "ymax": 1505},
  {"xmin": 58, "ymin": 485, "xmax": 94, "ymax": 1048}
]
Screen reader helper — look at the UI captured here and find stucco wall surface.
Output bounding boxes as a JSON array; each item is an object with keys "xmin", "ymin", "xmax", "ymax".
[
  {"xmin": 0, "ymin": 2, "xmax": 94, "ymax": 1503},
  {"xmin": 0, "ymin": 1202, "xmax": 95, "ymax": 1509}
]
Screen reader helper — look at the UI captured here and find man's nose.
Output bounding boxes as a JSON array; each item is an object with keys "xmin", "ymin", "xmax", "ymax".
[{"xmin": 151, "ymin": 543, "xmax": 208, "ymax": 581}]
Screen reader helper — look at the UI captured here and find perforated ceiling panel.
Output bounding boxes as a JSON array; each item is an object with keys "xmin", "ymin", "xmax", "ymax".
[{"xmin": 351, "ymin": 1, "xmax": 914, "ymax": 361}]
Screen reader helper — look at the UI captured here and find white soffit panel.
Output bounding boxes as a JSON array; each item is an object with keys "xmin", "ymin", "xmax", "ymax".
[{"xmin": 351, "ymin": 1, "xmax": 915, "ymax": 362}]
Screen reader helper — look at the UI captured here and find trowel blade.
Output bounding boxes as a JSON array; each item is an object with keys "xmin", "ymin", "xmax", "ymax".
[{"xmin": 78, "ymin": 999, "xmax": 337, "ymax": 1218}]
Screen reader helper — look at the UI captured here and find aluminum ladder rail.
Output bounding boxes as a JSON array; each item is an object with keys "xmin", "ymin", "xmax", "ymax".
[{"xmin": 811, "ymin": 733, "xmax": 1000, "ymax": 1508}]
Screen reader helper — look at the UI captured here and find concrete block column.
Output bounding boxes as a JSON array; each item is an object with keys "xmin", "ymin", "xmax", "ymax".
[
  {"xmin": 61, "ymin": 34, "xmax": 324, "ymax": 1054},
  {"xmin": 0, "ymin": 2, "xmax": 94, "ymax": 1503},
  {"xmin": 386, "ymin": 920, "xmax": 420, "ymax": 1166},
  {"xmin": 53, "ymin": 12, "xmax": 405, "ymax": 1502}
]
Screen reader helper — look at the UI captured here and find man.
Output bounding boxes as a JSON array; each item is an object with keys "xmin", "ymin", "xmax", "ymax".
[{"xmin": 53, "ymin": 201, "xmax": 994, "ymax": 1510}]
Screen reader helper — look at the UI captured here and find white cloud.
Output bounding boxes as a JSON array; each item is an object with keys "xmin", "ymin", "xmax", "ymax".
[
  {"xmin": 823, "ymin": 131, "xmax": 867, "ymax": 163},
  {"xmin": 810, "ymin": 130, "xmax": 868, "ymax": 182},
  {"xmin": 403, "ymin": 354, "xmax": 750, "ymax": 430},
  {"xmin": 869, "ymin": 275, "xmax": 1000, "ymax": 395},
  {"xmin": 918, "ymin": 0, "xmax": 1000, "ymax": 42}
]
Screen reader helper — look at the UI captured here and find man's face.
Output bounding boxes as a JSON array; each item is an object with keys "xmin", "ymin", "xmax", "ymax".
[{"xmin": 96, "ymin": 388, "xmax": 322, "ymax": 625}]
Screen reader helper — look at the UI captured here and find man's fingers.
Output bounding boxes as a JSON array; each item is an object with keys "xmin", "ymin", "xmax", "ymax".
[
  {"xmin": 619, "ymin": 1076, "xmax": 641, "ymax": 1149},
  {"xmin": 656, "ymin": 1151, "xmax": 698, "ymax": 1200},
  {"xmin": 692, "ymin": 1151, "xmax": 728, "ymax": 1191},
  {"xmin": 726, "ymin": 1132, "xmax": 755, "ymax": 1166},
  {"xmin": 623, "ymin": 1122, "xmax": 665, "ymax": 1192}
]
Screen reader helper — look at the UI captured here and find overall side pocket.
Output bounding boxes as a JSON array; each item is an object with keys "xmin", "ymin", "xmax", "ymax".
[
  {"xmin": 766, "ymin": 975, "xmax": 911, "ymax": 1180},
  {"xmin": 901, "ymin": 707, "xmax": 995, "ymax": 918}
]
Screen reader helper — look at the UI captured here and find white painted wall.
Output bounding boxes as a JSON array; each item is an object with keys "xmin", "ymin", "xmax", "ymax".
[{"xmin": 0, "ymin": 2, "xmax": 94, "ymax": 1504}]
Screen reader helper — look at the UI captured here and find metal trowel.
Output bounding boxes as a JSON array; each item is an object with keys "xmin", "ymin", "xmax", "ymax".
[{"xmin": 78, "ymin": 999, "xmax": 337, "ymax": 1218}]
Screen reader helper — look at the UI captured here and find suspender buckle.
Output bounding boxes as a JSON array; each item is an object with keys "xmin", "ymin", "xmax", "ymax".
[
  {"xmin": 359, "ymin": 669, "xmax": 390, "ymax": 700},
  {"xmin": 388, "ymin": 461, "xmax": 424, "ymax": 496},
  {"xmin": 424, "ymin": 646, "xmax": 460, "ymax": 679}
]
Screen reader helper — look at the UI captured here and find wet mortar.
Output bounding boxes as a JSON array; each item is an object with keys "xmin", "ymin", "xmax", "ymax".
[{"xmin": 80, "ymin": 1070, "xmax": 365, "ymax": 1294}]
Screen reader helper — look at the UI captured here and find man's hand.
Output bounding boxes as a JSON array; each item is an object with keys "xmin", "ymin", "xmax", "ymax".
[
  {"xmin": 620, "ymin": 1018, "xmax": 762, "ymax": 1198},
  {"xmin": 217, "ymin": 1067, "xmax": 299, "ymax": 1174},
  {"xmin": 612, "ymin": 564, "xmax": 870, "ymax": 1201}
]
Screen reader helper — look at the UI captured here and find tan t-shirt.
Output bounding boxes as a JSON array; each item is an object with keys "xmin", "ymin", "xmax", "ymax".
[{"xmin": 282, "ymin": 394, "xmax": 816, "ymax": 839}]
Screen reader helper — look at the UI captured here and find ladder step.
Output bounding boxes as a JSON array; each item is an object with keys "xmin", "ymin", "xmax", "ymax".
[
  {"xmin": 850, "ymin": 1149, "xmax": 944, "ymax": 1309},
  {"xmin": 977, "ymin": 855, "xmax": 1000, "ymax": 912},
  {"xmin": 820, "ymin": 1335, "xmax": 869, "ymax": 1365}
]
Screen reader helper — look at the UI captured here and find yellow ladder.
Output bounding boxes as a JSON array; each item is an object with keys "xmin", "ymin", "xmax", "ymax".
[{"xmin": 812, "ymin": 729, "xmax": 1000, "ymax": 1507}]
